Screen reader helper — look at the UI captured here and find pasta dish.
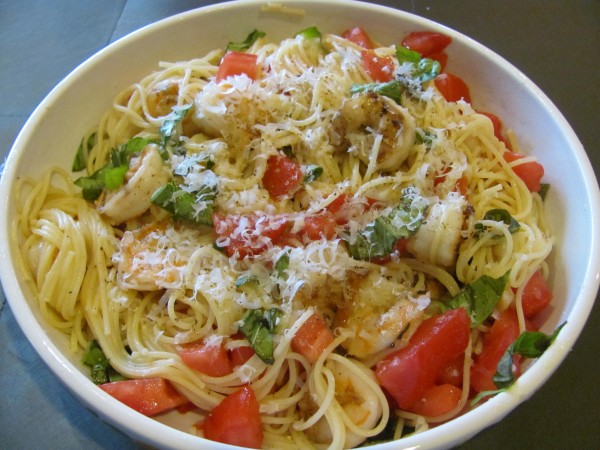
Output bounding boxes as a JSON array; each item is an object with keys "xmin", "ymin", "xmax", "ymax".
[{"xmin": 14, "ymin": 25, "xmax": 559, "ymax": 449}]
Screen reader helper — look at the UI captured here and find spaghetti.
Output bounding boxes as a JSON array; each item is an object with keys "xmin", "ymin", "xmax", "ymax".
[{"xmin": 14, "ymin": 26, "xmax": 554, "ymax": 449}]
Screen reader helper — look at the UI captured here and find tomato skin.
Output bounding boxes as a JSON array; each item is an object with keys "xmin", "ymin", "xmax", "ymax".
[
  {"xmin": 503, "ymin": 151, "xmax": 545, "ymax": 192},
  {"xmin": 436, "ymin": 354, "xmax": 464, "ymax": 387},
  {"xmin": 361, "ymin": 49, "xmax": 395, "ymax": 82},
  {"xmin": 212, "ymin": 213, "xmax": 289, "ymax": 258},
  {"xmin": 470, "ymin": 309, "xmax": 522, "ymax": 393},
  {"xmin": 100, "ymin": 378, "xmax": 188, "ymax": 416},
  {"xmin": 230, "ymin": 345, "xmax": 256, "ymax": 367},
  {"xmin": 375, "ymin": 308, "xmax": 470, "ymax": 409},
  {"xmin": 342, "ymin": 26, "xmax": 374, "ymax": 49},
  {"xmin": 301, "ymin": 211, "xmax": 337, "ymax": 240},
  {"xmin": 178, "ymin": 340, "xmax": 233, "ymax": 377},
  {"xmin": 263, "ymin": 155, "xmax": 303, "ymax": 199},
  {"xmin": 401, "ymin": 31, "xmax": 452, "ymax": 57},
  {"xmin": 291, "ymin": 313, "xmax": 335, "ymax": 364},
  {"xmin": 435, "ymin": 73, "xmax": 471, "ymax": 103},
  {"xmin": 521, "ymin": 270, "xmax": 553, "ymax": 318},
  {"xmin": 409, "ymin": 384, "xmax": 462, "ymax": 417},
  {"xmin": 203, "ymin": 385, "xmax": 263, "ymax": 448},
  {"xmin": 216, "ymin": 51, "xmax": 258, "ymax": 82}
]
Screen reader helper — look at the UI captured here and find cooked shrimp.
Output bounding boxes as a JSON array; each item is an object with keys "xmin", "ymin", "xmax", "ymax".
[
  {"xmin": 146, "ymin": 79, "xmax": 180, "ymax": 117},
  {"xmin": 332, "ymin": 92, "xmax": 416, "ymax": 172},
  {"xmin": 300, "ymin": 359, "xmax": 384, "ymax": 448},
  {"xmin": 407, "ymin": 192, "xmax": 467, "ymax": 268},
  {"xmin": 336, "ymin": 270, "xmax": 429, "ymax": 358},
  {"xmin": 114, "ymin": 222, "xmax": 203, "ymax": 291},
  {"xmin": 99, "ymin": 144, "xmax": 170, "ymax": 225}
]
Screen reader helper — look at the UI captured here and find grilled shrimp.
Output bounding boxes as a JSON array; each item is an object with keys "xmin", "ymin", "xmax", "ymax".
[
  {"xmin": 114, "ymin": 222, "xmax": 205, "ymax": 291},
  {"xmin": 336, "ymin": 270, "xmax": 429, "ymax": 358},
  {"xmin": 146, "ymin": 79, "xmax": 180, "ymax": 117},
  {"xmin": 300, "ymin": 359, "xmax": 383, "ymax": 448},
  {"xmin": 407, "ymin": 192, "xmax": 467, "ymax": 268},
  {"xmin": 99, "ymin": 144, "xmax": 170, "ymax": 225},
  {"xmin": 332, "ymin": 92, "xmax": 416, "ymax": 172}
]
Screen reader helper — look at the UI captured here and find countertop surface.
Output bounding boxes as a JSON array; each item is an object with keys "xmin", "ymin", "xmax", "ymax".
[{"xmin": 1, "ymin": 1, "xmax": 599, "ymax": 449}]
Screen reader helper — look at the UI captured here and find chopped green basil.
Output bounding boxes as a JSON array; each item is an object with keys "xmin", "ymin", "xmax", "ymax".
[
  {"xmin": 350, "ymin": 79, "xmax": 405, "ymax": 104},
  {"xmin": 475, "ymin": 209, "xmax": 520, "ymax": 237},
  {"xmin": 395, "ymin": 45, "xmax": 421, "ymax": 64},
  {"xmin": 539, "ymin": 183, "xmax": 550, "ymax": 200},
  {"xmin": 274, "ymin": 251, "xmax": 290, "ymax": 279},
  {"xmin": 445, "ymin": 271, "xmax": 510, "ymax": 328},
  {"xmin": 415, "ymin": 128, "xmax": 437, "ymax": 149},
  {"xmin": 159, "ymin": 104, "xmax": 192, "ymax": 154},
  {"xmin": 295, "ymin": 26, "xmax": 322, "ymax": 40},
  {"xmin": 346, "ymin": 187, "xmax": 429, "ymax": 260},
  {"xmin": 235, "ymin": 272, "xmax": 259, "ymax": 288},
  {"xmin": 72, "ymin": 133, "xmax": 96, "ymax": 172},
  {"xmin": 239, "ymin": 308, "xmax": 283, "ymax": 364},
  {"xmin": 226, "ymin": 29, "xmax": 266, "ymax": 52},
  {"xmin": 150, "ymin": 182, "xmax": 216, "ymax": 226},
  {"xmin": 303, "ymin": 164, "xmax": 323, "ymax": 183},
  {"xmin": 74, "ymin": 137, "xmax": 153, "ymax": 201},
  {"xmin": 82, "ymin": 340, "xmax": 125, "ymax": 384}
]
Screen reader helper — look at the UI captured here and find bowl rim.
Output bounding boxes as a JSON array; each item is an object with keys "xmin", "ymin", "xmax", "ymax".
[{"xmin": 1, "ymin": 0, "xmax": 599, "ymax": 449}]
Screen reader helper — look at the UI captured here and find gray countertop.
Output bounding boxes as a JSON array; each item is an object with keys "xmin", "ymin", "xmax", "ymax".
[{"xmin": 1, "ymin": 1, "xmax": 599, "ymax": 448}]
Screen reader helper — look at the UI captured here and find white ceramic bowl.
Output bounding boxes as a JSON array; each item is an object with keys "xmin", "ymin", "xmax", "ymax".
[{"xmin": 1, "ymin": 1, "xmax": 599, "ymax": 449}]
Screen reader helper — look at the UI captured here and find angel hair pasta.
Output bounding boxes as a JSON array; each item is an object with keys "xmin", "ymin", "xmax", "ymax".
[{"xmin": 14, "ymin": 25, "xmax": 560, "ymax": 449}]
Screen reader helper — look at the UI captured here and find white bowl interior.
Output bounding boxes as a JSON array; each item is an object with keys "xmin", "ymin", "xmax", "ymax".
[{"xmin": 1, "ymin": 1, "xmax": 599, "ymax": 449}]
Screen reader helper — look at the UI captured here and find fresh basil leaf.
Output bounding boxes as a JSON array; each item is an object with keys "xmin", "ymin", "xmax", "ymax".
[
  {"xmin": 226, "ymin": 29, "xmax": 265, "ymax": 51},
  {"xmin": 493, "ymin": 322, "xmax": 566, "ymax": 389},
  {"xmin": 150, "ymin": 182, "xmax": 216, "ymax": 226},
  {"xmin": 82, "ymin": 340, "xmax": 125, "ymax": 385},
  {"xmin": 303, "ymin": 164, "xmax": 323, "ymax": 183},
  {"xmin": 350, "ymin": 80, "xmax": 405, "ymax": 104},
  {"xmin": 475, "ymin": 209, "xmax": 520, "ymax": 237},
  {"xmin": 239, "ymin": 308, "xmax": 283, "ymax": 364},
  {"xmin": 296, "ymin": 26, "xmax": 322, "ymax": 40},
  {"xmin": 470, "ymin": 387, "xmax": 507, "ymax": 407},
  {"xmin": 160, "ymin": 105, "xmax": 192, "ymax": 153},
  {"xmin": 415, "ymin": 57, "xmax": 441, "ymax": 83},
  {"xmin": 274, "ymin": 251, "xmax": 290, "ymax": 279},
  {"xmin": 347, "ymin": 187, "xmax": 428, "ymax": 260},
  {"xmin": 446, "ymin": 271, "xmax": 510, "ymax": 328},
  {"xmin": 72, "ymin": 133, "xmax": 96, "ymax": 172},
  {"xmin": 415, "ymin": 128, "xmax": 436, "ymax": 149},
  {"xmin": 395, "ymin": 45, "xmax": 421, "ymax": 64}
]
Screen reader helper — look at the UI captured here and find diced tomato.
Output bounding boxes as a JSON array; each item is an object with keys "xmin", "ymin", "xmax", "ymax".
[
  {"xmin": 434, "ymin": 167, "xmax": 468, "ymax": 195},
  {"xmin": 263, "ymin": 155, "xmax": 303, "ymax": 199},
  {"xmin": 100, "ymin": 378, "xmax": 188, "ymax": 416},
  {"xmin": 342, "ymin": 26, "xmax": 374, "ymax": 49},
  {"xmin": 434, "ymin": 73, "xmax": 471, "ymax": 103},
  {"xmin": 436, "ymin": 354, "xmax": 464, "ymax": 387},
  {"xmin": 521, "ymin": 270, "xmax": 553, "ymax": 318},
  {"xmin": 177, "ymin": 340, "xmax": 233, "ymax": 377},
  {"xmin": 291, "ymin": 313, "xmax": 335, "ymax": 364},
  {"xmin": 470, "ymin": 308, "xmax": 522, "ymax": 393},
  {"xmin": 203, "ymin": 385, "xmax": 263, "ymax": 448},
  {"xmin": 212, "ymin": 213, "xmax": 289, "ymax": 258},
  {"xmin": 503, "ymin": 151, "xmax": 545, "ymax": 192},
  {"xmin": 375, "ymin": 308, "xmax": 470, "ymax": 409},
  {"xmin": 428, "ymin": 51, "xmax": 448, "ymax": 72},
  {"xmin": 409, "ymin": 384, "xmax": 462, "ymax": 417},
  {"xmin": 229, "ymin": 345, "xmax": 256, "ymax": 367},
  {"xmin": 216, "ymin": 51, "xmax": 259, "ymax": 82},
  {"xmin": 361, "ymin": 49, "xmax": 395, "ymax": 82},
  {"xmin": 401, "ymin": 31, "xmax": 452, "ymax": 57},
  {"xmin": 301, "ymin": 211, "xmax": 337, "ymax": 240}
]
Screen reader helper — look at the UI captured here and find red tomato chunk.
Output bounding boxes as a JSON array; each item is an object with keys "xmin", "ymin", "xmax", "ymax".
[
  {"xmin": 434, "ymin": 73, "xmax": 471, "ymax": 103},
  {"xmin": 291, "ymin": 313, "xmax": 335, "ymax": 364},
  {"xmin": 100, "ymin": 378, "xmax": 188, "ymax": 416},
  {"xmin": 361, "ymin": 49, "xmax": 395, "ymax": 82},
  {"xmin": 503, "ymin": 151, "xmax": 545, "ymax": 192},
  {"xmin": 203, "ymin": 385, "xmax": 263, "ymax": 448},
  {"xmin": 401, "ymin": 31, "xmax": 452, "ymax": 57},
  {"xmin": 177, "ymin": 339, "xmax": 233, "ymax": 377},
  {"xmin": 375, "ymin": 308, "xmax": 470, "ymax": 410},
  {"xmin": 342, "ymin": 26, "xmax": 375, "ymax": 49},
  {"xmin": 521, "ymin": 270, "xmax": 553, "ymax": 318},
  {"xmin": 216, "ymin": 51, "xmax": 259, "ymax": 82},
  {"xmin": 262, "ymin": 154, "xmax": 303, "ymax": 199}
]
